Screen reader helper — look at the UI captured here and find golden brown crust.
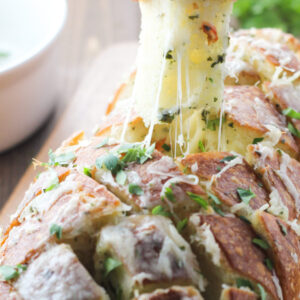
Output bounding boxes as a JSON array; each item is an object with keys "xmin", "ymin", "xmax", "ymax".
[
  {"xmin": 221, "ymin": 287, "xmax": 258, "ymax": 300},
  {"xmin": 182, "ymin": 152, "xmax": 268, "ymax": 210},
  {"xmin": 191, "ymin": 214, "xmax": 278, "ymax": 299},
  {"xmin": 255, "ymin": 212, "xmax": 300, "ymax": 300},
  {"xmin": 224, "ymin": 86, "xmax": 298, "ymax": 157},
  {"xmin": 0, "ymin": 170, "xmax": 123, "ymax": 266}
]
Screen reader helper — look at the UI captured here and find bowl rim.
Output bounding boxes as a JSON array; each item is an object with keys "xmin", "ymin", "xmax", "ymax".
[{"xmin": 0, "ymin": 0, "xmax": 68, "ymax": 77}]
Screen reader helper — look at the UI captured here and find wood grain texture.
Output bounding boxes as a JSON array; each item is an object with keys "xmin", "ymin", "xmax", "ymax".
[{"xmin": 0, "ymin": 42, "xmax": 138, "ymax": 226}]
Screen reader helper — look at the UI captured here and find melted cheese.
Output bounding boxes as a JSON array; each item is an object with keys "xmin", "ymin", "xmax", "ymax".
[{"xmin": 132, "ymin": 0, "xmax": 233, "ymax": 154}]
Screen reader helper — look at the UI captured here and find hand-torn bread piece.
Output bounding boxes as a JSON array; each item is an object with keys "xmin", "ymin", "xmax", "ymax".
[
  {"xmin": 94, "ymin": 215, "xmax": 204, "ymax": 300},
  {"xmin": 14, "ymin": 244, "xmax": 109, "ymax": 300},
  {"xmin": 134, "ymin": 286, "xmax": 203, "ymax": 300},
  {"xmin": 188, "ymin": 213, "xmax": 279, "ymax": 300},
  {"xmin": 220, "ymin": 286, "xmax": 258, "ymax": 300},
  {"xmin": 247, "ymin": 144, "xmax": 300, "ymax": 223},
  {"xmin": 251, "ymin": 211, "xmax": 300, "ymax": 300},
  {"xmin": 222, "ymin": 86, "xmax": 298, "ymax": 157},
  {"xmin": 263, "ymin": 82, "xmax": 300, "ymax": 139},
  {"xmin": 76, "ymin": 140, "xmax": 206, "ymax": 220},
  {"xmin": 230, "ymin": 30, "xmax": 300, "ymax": 82},
  {"xmin": 181, "ymin": 152, "xmax": 269, "ymax": 215},
  {"xmin": 0, "ymin": 168, "xmax": 127, "ymax": 269}
]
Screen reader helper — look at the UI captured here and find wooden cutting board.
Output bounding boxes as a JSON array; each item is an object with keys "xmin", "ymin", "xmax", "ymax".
[{"xmin": 0, "ymin": 42, "xmax": 138, "ymax": 226}]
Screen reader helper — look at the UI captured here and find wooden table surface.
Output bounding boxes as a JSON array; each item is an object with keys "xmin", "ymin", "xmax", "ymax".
[{"xmin": 0, "ymin": 0, "xmax": 140, "ymax": 212}]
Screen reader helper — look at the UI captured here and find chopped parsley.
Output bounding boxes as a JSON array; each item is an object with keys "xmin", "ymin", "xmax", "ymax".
[
  {"xmin": 236, "ymin": 278, "xmax": 253, "ymax": 290},
  {"xmin": 288, "ymin": 122, "xmax": 300, "ymax": 138},
  {"xmin": 212, "ymin": 204, "xmax": 225, "ymax": 216},
  {"xmin": 96, "ymin": 153, "xmax": 124, "ymax": 175},
  {"xmin": 128, "ymin": 184, "xmax": 143, "ymax": 196},
  {"xmin": 237, "ymin": 188, "xmax": 256, "ymax": 204},
  {"xmin": 162, "ymin": 144, "xmax": 171, "ymax": 152},
  {"xmin": 164, "ymin": 187, "xmax": 176, "ymax": 203},
  {"xmin": 83, "ymin": 167, "xmax": 92, "ymax": 177},
  {"xmin": 50, "ymin": 224, "xmax": 62, "ymax": 239},
  {"xmin": 264, "ymin": 258, "xmax": 273, "ymax": 271},
  {"xmin": 152, "ymin": 205, "xmax": 171, "ymax": 217},
  {"xmin": 207, "ymin": 118, "xmax": 219, "ymax": 131},
  {"xmin": 158, "ymin": 109, "xmax": 176, "ymax": 123},
  {"xmin": 165, "ymin": 50, "xmax": 173, "ymax": 60},
  {"xmin": 0, "ymin": 265, "xmax": 27, "ymax": 281},
  {"xmin": 48, "ymin": 149, "xmax": 76, "ymax": 166},
  {"xmin": 208, "ymin": 193, "xmax": 221, "ymax": 205},
  {"xmin": 252, "ymin": 137, "xmax": 264, "ymax": 145},
  {"xmin": 276, "ymin": 220, "xmax": 287, "ymax": 236},
  {"xmin": 177, "ymin": 218, "xmax": 188, "ymax": 232},
  {"xmin": 252, "ymin": 238, "xmax": 269, "ymax": 250},
  {"xmin": 239, "ymin": 215, "xmax": 251, "ymax": 224},
  {"xmin": 95, "ymin": 137, "xmax": 109, "ymax": 149},
  {"xmin": 95, "ymin": 143, "xmax": 155, "ymax": 179},
  {"xmin": 198, "ymin": 140, "xmax": 205, "ymax": 152},
  {"xmin": 258, "ymin": 284, "xmax": 267, "ymax": 300},
  {"xmin": 187, "ymin": 192, "xmax": 208, "ymax": 209},
  {"xmin": 104, "ymin": 257, "xmax": 122, "ymax": 277},
  {"xmin": 211, "ymin": 54, "xmax": 225, "ymax": 68},
  {"xmin": 116, "ymin": 170, "xmax": 127, "ymax": 185},
  {"xmin": 188, "ymin": 15, "xmax": 199, "ymax": 20},
  {"xmin": 43, "ymin": 170, "xmax": 59, "ymax": 193},
  {"xmin": 220, "ymin": 155, "xmax": 237, "ymax": 163},
  {"xmin": 283, "ymin": 107, "xmax": 300, "ymax": 120}
]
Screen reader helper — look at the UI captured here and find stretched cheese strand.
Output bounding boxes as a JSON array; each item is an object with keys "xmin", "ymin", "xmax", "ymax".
[{"xmin": 133, "ymin": 0, "xmax": 234, "ymax": 153}]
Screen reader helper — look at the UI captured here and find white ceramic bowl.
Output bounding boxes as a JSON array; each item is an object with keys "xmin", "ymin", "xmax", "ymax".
[{"xmin": 0, "ymin": 0, "xmax": 67, "ymax": 152}]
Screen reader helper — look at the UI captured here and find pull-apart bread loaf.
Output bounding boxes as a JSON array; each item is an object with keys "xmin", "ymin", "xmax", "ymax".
[{"xmin": 1, "ymin": 0, "xmax": 300, "ymax": 299}]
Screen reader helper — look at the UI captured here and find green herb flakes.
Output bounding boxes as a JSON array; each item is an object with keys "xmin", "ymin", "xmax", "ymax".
[
  {"xmin": 95, "ymin": 137, "xmax": 109, "ymax": 149},
  {"xmin": 276, "ymin": 220, "xmax": 287, "ymax": 236},
  {"xmin": 116, "ymin": 170, "xmax": 127, "ymax": 185},
  {"xmin": 208, "ymin": 193, "xmax": 221, "ymax": 205},
  {"xmin": 188, "ymin": 15, "xmax": 199, "ymax": 20},
  {"xmin": 237, "ymin": 188, "xmax": 256, "ymax": 204},
  {"xmin": 220, "ymin": 155, "xmax": 237, "ymax": 163},
  {"xmin": 165, "ymin": 187, "xmax": 176, "ymax": 202},
  {"xmin": 152, "ymin": 205, "xmax": 171, "ymax": 217},
  {"xmin": 177, "ymin": 218, "xmax": 188, "ymax": 232},
  {"xmin": 257, "ymin": 284, "xmax": 267, "ymax": 300},
  {"xmin": 128, "ymin": 184, "xmax": 143, "ymax": 196},
  {"xmin": 212, "ymin": 204, "xmax": 225, "ymax": 217},
  {"xmin": 198, "ymin": 140, "xmax": 205, "ymax": 152},
  {"xmin": 288, "ymin": 122, "xmax": 300, "ymax": 138},
  {"xmin": 252, "ymin": 238, "xmax": 269, "ymax": 250},
  {"xmin": 283, "ymin": 107, "xmax": 300, "ymax": 120},
  {"xmin": 239, "ymin": 215, "xmax": 251, "ymax": 224},
  {"xmin": 187, "ymin": 192, "xmax": 208, "ymax": 209},
  {"xmin": 104, "ymin": 257, "xmax": 122, "ymax": 277},
  {"xmin": 264, "ymin": 258, "xmax": 273, "ymax": 271},
  {"xmin": 50, "ymin": 224, "xmax": 62, "ymax": 239},
  {"xmin": 96, "ymin": 153, "xmax": 123, "ymax": 175},
  {"xmin": 165, "ymin": 50, "xmax": 173, "ymax": 60},
  {"xmin": 48, "ymin": 149, "xmax": 76, "ymax": 166},
  {"xmin": 252, "ymin": 137, "xmax": 264, "ymax": 145},
  {"xmin": 162, "ymin": 144, "xmax": 171, "ymax": 152},
  {"xmin": 83, "ymin": 167, "xmax": 92, "ymax": 177},
  {"xmin": 0, "ymin": 266, "xmax": 19, "ymax": 281},
  {"xmin": 236, "ymin": 278, "xmax": 253, "ymax": 290}
]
